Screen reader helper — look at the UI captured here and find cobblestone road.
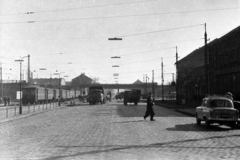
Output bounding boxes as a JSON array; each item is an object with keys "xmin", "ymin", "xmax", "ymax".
[{"xmin": 0, "ymin": 100, "xmax": 240, "ymax": 160}]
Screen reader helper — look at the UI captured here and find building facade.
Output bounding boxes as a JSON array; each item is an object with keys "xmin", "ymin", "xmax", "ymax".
[
  {"xmin": 177, "ymin": 45, "xmax": 205, "ymax": 104},
  {"xmin": 71, "ymin": 73, "xmax": 94, "ymax": 95},
  {"xmin": 31, "ymin": 78, "xmax": 66, "ymax": 87},
  {"xmin": 208, "ymin": 25, "xmax": 240, "ymax": 100},
  {"xmin": 177, "ymin": 25, "xmax": 240, "ymax": 105}
]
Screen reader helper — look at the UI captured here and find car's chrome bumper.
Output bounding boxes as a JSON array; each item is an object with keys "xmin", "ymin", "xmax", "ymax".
[{"xmin": 208, "ymin": 117, "xmax": 239, "ymax": 122}]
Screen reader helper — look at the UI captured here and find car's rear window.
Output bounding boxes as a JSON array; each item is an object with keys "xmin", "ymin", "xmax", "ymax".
[{"xmin": 209, "ymin": 100, "xmax": 232, "ymax": 108}]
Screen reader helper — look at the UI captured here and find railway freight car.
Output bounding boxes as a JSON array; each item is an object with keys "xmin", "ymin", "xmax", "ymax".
[
  {"xmin": 22, "ymin": 85, "xmax": 80, "ymax": 105},
  {"xmin": 76, "ymin": 90, "xmax": 81, "ymax": 97},
  {"xmin": 47, "ymin": 88, "xmax": 55, "ymax": 101},
  {"xmin": 22, "ymin": 85, "xmax": 48, "ymax": 105}
]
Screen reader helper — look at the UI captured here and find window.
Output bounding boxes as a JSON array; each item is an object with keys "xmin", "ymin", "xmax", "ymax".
[{"xmin": 209, "ymin": 100, "xmax": 232, "ymax": 108}]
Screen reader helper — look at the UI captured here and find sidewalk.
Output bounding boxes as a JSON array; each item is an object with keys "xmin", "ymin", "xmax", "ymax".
[
  {"xmin": 0, "ymin": 98, "xmax": 83, "ymax": 123},
  {"xmin": 154, "ymin": 100, "xmax": 196, "ymax": 117}
]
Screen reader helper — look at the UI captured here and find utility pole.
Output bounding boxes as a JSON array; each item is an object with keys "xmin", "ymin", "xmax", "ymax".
[
  {"xmin": 146, "ymin": 74, "xmax": 148, "ymax": 94},
  {"xmin": 27, "ymin": 54, "xmax": 30, "ymax": 83},
  {"xmin": 143, "ymin": 74, "xmax": 145, "ymax": 94},
  {"xmin": 152, "ymin": 70, "xmax": 154, "ymax": 98},
  {"xmin": 204, "ymin": 23, "xmax": 209, "ymax": 94},
  {"xmin": 50, "ymin": 72, "xmax": 52, "ymax": 87},
  {"xmin": 176, "ymin": 46, "xmax": 179, "ymax": 104},
  {"xmin": 161, "ymin": 58, "xmax": 164, "ymax": 101}
]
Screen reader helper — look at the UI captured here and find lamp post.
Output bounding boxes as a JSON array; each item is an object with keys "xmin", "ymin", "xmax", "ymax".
[
  {"xmin": 146, "ymin": 75, "xmax": 149, "ymax": 94},
  {"xmin": 108, "ymin": 37, "xmax": 122, "ymax": 40},
  {"xmin": 15, "ymin": 55, "xmax": 29, "ymax": 114},
  {"xmin": 111, "ymin": 56, "xmax": 121, "ymax": 59},
  {"xmin": 54, "ymin": 72, "xmax": 64, "ymax": 106}
]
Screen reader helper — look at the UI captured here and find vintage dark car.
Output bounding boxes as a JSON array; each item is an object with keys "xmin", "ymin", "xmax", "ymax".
[{"xmin": 196, "ymin": 95, "xmax": 239, "ymax": 129}]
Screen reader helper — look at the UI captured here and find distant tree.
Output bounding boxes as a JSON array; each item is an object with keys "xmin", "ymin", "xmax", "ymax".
[{"xmin": 92, "ymin": 77, "xmax": 99, "ymax": 84}]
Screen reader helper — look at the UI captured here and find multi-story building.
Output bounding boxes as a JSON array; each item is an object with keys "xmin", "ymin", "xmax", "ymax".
[
  {"xmin": 177, "ymin": 25, "xmax": 240, "ymax": 105},
  {"xmin": 208, "ymin": 25, "xmax": 240, "ymax": 100},
  {"xmin": 177, "ymin": 45, "xmax": 205, "ymax": 104}
]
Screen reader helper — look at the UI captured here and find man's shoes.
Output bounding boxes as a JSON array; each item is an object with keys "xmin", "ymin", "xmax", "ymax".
[{"xmin": 150, "ymin": 119, "xmax": 155, "ymax": 121}]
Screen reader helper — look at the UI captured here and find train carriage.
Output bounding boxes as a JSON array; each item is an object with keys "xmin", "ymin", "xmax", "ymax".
[
  {"xmin": 70, "ymin": 90, "xmax": 75, "ymax": 98},
  {"xmin": 76, "ymin": 90, "xmax": 81, "ymax": 97},
  {"xmin": 47, "ymin": 88, "xmax": 54, "ymax": 101},
  {"xmin": 37, "ymin": 87, "xmax": 46, "ymax": 102},
  {"xmin": 61, "ymin": 89, "xmax": 67, "ymax": 99},
  {"xmin": 67, "ymin": 90, "xmax": 71, "ymax": 99},
  {"xmin": 22, "ymin": 85, "xmax": 81, "ymax": 104},
  {"xmin": 55, "ymin": 89, "xmax": 60, "ymax": 100},
  {"xmin": 22, "ymin": 85, "xmax": 46, "ymax": 104}
]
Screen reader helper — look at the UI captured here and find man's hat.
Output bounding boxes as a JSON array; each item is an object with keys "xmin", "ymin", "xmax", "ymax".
[{"xmin": 227, "ymin": 92, "xmax": 233, "ymax": 97}]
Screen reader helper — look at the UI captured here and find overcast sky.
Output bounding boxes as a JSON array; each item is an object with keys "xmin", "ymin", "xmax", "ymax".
[{"xmin": 0, "ymin": 0, "xmax": 239, "ymax": 84}]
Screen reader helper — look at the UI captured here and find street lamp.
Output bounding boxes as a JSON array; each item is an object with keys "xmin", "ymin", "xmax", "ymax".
[
  {"xmin": 54, "ymin": 72, "xmax": 64, "ymax": 106},
  {"xmin": 15, "ymin": 55, "xmax": 29, "ymax": 114},
  {"xmin": 54, "ymin": 72, "xmax": 64, "ymax": 87},
  {"xmin": 108, "ymin": 37, "xmax": 122, "ymax": 40},
  {"xmin": 145, "ymin": 75, "xmax": 149, "ymax": 94},
  {"xmin": 111, "ymin": 56, "xmax": 121, "ymax": 58}
]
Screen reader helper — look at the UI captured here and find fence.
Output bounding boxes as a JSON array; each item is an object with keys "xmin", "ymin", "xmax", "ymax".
[{"xmin": 0, "ymin": 100, "xmax": 70, "ymax": 120}]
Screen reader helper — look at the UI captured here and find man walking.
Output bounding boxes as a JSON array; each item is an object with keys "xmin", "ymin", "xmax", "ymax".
[
  {"xmin": 144, "ymin": 93, "xmax": 155, "ymax": 121},
  {"xmin": 3, "ymin": 96, "xmax": 7, "ymax": 106}
]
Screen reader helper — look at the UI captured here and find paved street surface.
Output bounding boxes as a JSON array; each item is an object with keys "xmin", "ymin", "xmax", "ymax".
[{"xmin": 1, "ymin": 100, "xmax": 240, "ymax": 160}]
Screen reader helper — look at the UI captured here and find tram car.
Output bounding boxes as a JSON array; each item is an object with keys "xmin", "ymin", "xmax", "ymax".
[{"xmin": 22, "ymin": 85, "xmax": 80, "ymax": 105}]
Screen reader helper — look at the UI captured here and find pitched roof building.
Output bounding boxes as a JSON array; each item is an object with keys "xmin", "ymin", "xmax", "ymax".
[
  {"xmin": 71, "ymin": 73, "xmax": 93, "ymax": 89},
  {"xmin": 133, "ymin": 79, "xmax": 143, "ymax": 84}
]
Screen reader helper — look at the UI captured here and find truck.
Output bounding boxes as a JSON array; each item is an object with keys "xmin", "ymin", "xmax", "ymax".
[
  {"xmin": 87, "ymin": 86, "xmax": 105, "ymax": 105},
  {"xmin": 123, "ymin": 89, "xmax": 141, "ymax": 105}
]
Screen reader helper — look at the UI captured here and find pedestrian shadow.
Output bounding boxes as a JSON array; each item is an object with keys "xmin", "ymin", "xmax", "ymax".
[{"xmin": 166, "ymin": 123, "xmax": 233, "ymax": 132}]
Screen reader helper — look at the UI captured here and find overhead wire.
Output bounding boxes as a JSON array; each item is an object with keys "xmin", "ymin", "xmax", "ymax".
[
  {"xmin": 0, "ymin": 6, "xmax": 239, "ymax": 24},
  {"xmin": 117, "ymin": 24, "xmax": 204, "ymax": 37},
  {"xmin": 0, "ymin": 0, "xmax": 156, "ymax": 16}
]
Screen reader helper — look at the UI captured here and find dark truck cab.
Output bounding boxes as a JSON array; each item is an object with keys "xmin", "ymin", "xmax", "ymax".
[
  {"xmin": 87, "ymin": 86, "xmax": 105, "ymax": 105},
  {"xmin": 123, "ymin": 89, "xmax": 141, "ymax": 105}
]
